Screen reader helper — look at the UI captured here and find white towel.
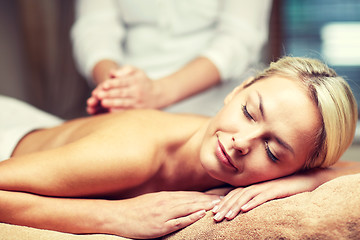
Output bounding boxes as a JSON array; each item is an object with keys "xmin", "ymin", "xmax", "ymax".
[{"xmin": 0, "ymin": 95, "xmax": 63, "ymax": 161}]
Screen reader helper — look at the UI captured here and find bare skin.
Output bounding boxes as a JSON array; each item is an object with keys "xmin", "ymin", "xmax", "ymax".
[
  {"xmin": 0, "ymin": 75, "xmax": 359, "ymax": 238},
  {"xmin": 0, "ymin": 111, "xmax": 224, "ymax": 238},
  {"xmin": 87, "ymin": 57, "xmax": 221, "ymax": 114},
  {"xmin": 7, "ymin": 110, "xmax": 223, "ymax": 197}
]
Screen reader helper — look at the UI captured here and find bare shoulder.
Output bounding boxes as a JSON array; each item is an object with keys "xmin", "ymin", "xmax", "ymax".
[
  {"xmin": 10, "ymin": 110, "xmax": 209, "ymax": 195},
  {"xmin": 90, "ymin": 110, "xmax": 207, "ymax": 139},
  {"xmin": 78, "ymin": 110, "xmax": 208, "ymax": 180},
  {"xmin": 14, "ymin": 110, "xmax": 207, "ymax": 158},
  {"xmin": 84, "ymin": 109, "xmax": 207, "ymax": 151}
]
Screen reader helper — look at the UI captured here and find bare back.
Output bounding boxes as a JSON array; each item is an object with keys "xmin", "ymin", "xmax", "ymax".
[{"xmin": 4, "ymin": 110, "xmax": 221, "ymax": 198}]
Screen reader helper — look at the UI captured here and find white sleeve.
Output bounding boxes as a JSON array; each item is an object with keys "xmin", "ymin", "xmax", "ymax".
[
  {"xmin": 71, "ymin": 0, "xmax": 125, "ymax": 82},
  {"xmin": 201, "ymin": 0, "xmax": 273, "ymax": 81}
]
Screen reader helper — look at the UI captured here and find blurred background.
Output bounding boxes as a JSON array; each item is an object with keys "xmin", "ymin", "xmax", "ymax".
[
  {"xmin": 0, "ymin": 0, "xmax": 359, "ymax": 119},
  {"xmin": 281, "ymin": 0, "xmax": 360, "ymax": 115},
  {"xmin": 0, "ymin": 0, "xmax": 89, "ymax": 119},
  {"xmin": 0, "ymin": 0, "xmax": 359, "ymax": 159}
]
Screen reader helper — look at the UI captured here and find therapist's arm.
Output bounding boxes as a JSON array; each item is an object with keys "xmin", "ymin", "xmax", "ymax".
[
  {"xmin": 71, "ymin": 0, "xmax": 124, "ymax": 83},
  {"xmin": 153, "ymin": 57, "xmax": 221, "ymax": 108},
  {"xmin": 90, "ymin": 57, "xmax": 221, "ymax": 112},
  {"xmin": 92, "ymin": 59, "xmax": 120, "ymax": 85}
]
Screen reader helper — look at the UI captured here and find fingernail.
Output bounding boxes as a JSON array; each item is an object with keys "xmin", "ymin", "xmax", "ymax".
[
  {"xmin": 212, "ymin": 199, "xmax": 221, "ymax": 205},
  {"xmin": 198, "ymin": 209, "xmax": 206, "ymax": 217},
  {"xmin": 213, "ymin": 212, "xmax": 222, "ymax": 221},
  {"xmin": 241, "ymin": 204, "xmax": 249, "ymax": 211},
  {"xmin": 225, "ymin": 210, "xmax": 233, "ymax": 219},
  {"xmin": 212, "ymin": 205, "xmax": 219, "ymax": 213}
]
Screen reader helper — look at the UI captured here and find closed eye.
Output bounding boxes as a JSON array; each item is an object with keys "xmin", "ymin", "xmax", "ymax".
[
  {"xmin": 242, "ymin": 104, "xmax": 255, "ymax": 121},
  {"xmin": 265, "ymin": 141, "xmax": 279, "ymax": 163}
]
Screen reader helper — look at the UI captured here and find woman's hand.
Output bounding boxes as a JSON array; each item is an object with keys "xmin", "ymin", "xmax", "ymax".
[
  {"xmin": 211, "ymin": 170, "xmax": 326, "ymax": 222},
  {"xmin": 106, "ymin": 191, "xmax": 221, "ymax": 239},
  {"xmin": 87, "ymin": 65, "xmax": 160, "ymax": 114}
]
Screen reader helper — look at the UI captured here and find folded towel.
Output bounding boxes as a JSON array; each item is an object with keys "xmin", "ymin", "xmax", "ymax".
[
  {"xmin": 164, "ymin": 173, "xmax": 360, "ymax": 240},
  {"xmin": 0, "ymin": 222, "xmax": 130, "ymax": 240}
]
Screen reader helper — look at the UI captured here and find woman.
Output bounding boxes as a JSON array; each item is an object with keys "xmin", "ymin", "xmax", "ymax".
[{"xmin": 0, "ymin": 57, "xmax": 358, "ymax": 239}]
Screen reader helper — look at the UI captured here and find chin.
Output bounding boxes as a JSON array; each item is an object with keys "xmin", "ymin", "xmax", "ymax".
[
  {"xmin": 200, "ymin": 155, "xmax": 222, "ymax": 179},
  {"xmin": 200, "ymin": 144, "xmax": 234, "ymax": 183},
  {"xmin": 204, "ymin": 164, "xmax": 234, "ymax": 185}
]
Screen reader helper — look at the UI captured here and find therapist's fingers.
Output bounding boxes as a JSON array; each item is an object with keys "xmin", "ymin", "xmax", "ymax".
[
  {"xmin": 110, "ymin": 65, "xmax": 135, "ymax": 78},
  {"xmin": 102, "ymin": 77, "xmax": 133, "ymax": 89},
  {"xmin": 87, "ymin": 95, "xmax": 110, "ymax": 115},
  {"xmin": 102, "ymin": 97, "xmax": 135, "ymax": 109},
  {"xmin": 87, "ymin": 96, "xmax": 100, "ymax": 115},
  {"xmin": 87, "ymin": 105, "xmax": 108, "ymax": 115},
  {"xmin": 100, "ymin": 87, "xmax": 135, "ymax": 99},
  {"xmin": 87, "ymin": 96, "xmax": 99, "ymax": 107},
  {"xmin": 87, "ymin": 101, "xmax": 109, "ymax": 115}
]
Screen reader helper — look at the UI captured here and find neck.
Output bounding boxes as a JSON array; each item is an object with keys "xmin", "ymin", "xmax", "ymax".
[
  {"xmin": 113, "ymin": 116, "xmax": 226, "ymax": 198},
  {"xmin": 171, "ymin": 119, "xmax": 225, "ymax": 191}
]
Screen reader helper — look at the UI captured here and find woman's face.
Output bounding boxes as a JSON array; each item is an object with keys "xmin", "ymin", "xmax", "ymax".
[{"xmin": 200, "ymin": 76, "xmax": 322, "ymax": 186}]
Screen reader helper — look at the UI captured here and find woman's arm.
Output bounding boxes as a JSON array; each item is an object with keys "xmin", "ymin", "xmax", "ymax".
[
  {"xmin": 211, "ymin": 161, "xmax": 360, "ymax": 222},
  {"xmin": 0, "ymin": 189, "xmax": 220, "ymax": 239}
]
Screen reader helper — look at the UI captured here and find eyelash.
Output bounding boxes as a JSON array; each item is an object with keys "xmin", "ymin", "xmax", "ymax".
[
  {"xmin": 265, "ymin": 141, "xmax": 279, "ymax": 163},
  {"xmin": 241, "ymin": 104, "xmax": 255, "ymax": 121},
  {"xmin": 242, "ymin": 104, "xmax": 278, "ymax": 163}
]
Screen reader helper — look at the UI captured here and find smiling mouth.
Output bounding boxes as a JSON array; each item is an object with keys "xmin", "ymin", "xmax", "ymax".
[{"xmin": 216, "ymin": 140, "xmax": 238, "ymax": 172}]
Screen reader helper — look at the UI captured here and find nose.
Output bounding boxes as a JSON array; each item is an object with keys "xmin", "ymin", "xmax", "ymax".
[{"xmin": 232, "ymin": 136, "xmax": 251, "ymax": 155}]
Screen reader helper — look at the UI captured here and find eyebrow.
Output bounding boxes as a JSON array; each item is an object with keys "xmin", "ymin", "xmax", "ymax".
[
  {"xmin": 275, "ymin": 137, "xmax": 295, "ymax": 155},
  {"xmin": 257, "ymin": 92, "xmax": 295, "ymax": 156},
  {"xmin": 257, "ymin": 92, "xmax": 264, "ymax": 118}
]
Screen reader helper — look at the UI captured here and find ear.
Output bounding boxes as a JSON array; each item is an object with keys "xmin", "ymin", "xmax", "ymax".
[{"xmin": 224, "ymin": 77, "xmax": 254, "ymax": 105}]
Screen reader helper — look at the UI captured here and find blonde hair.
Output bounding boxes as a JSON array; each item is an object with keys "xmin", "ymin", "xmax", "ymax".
[{"xmin": 250, "ymin": 57, "xmax": 358, "ymax": 169}]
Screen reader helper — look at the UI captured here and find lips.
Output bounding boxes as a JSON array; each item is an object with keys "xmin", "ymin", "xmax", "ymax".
[{"xmin": 216, "ymin": 140, "xmax": 238, "ymax": 171}]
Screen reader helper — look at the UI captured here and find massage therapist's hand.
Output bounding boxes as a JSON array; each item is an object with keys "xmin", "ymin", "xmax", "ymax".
[
  {"xmin": 211, "ymin": 170, "xmax": 325, "ymax": 222},
  {"xmin": 106, "ymin": 191, "xmax": 221, "ymax": 239},
  {"xmin": 87, "ymin": 65, "xmax": 161, "ymax": 114}
]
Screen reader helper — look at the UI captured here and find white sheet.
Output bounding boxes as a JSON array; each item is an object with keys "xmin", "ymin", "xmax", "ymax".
[{"xmin": 0, "ymin": 95, "xmax": 63, "ymax": 161}]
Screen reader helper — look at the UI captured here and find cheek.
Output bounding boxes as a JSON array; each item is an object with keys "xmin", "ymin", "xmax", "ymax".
[
  {"xmin": 215, "ymin": 106, "xmax": 243, "ymax": 131},
  {"xmin": 246, "ymin": 164, "xmax": 274, "ymax": 183},
  {"xmin": 244, "ymin": 162, "xmax": 299, "ymax": 185},
  {"xmin": 199, "ymin": 135, "xmax": 217, "ymax": 168},
  {"xmin": 239, "ymin": 156, "xmax": 281, "ymax": 185}
]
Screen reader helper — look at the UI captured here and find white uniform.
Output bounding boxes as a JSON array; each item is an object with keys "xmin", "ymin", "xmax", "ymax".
[{"xmin": 71, "ymin": 0, "xmax": 272, "ymax": 84}]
